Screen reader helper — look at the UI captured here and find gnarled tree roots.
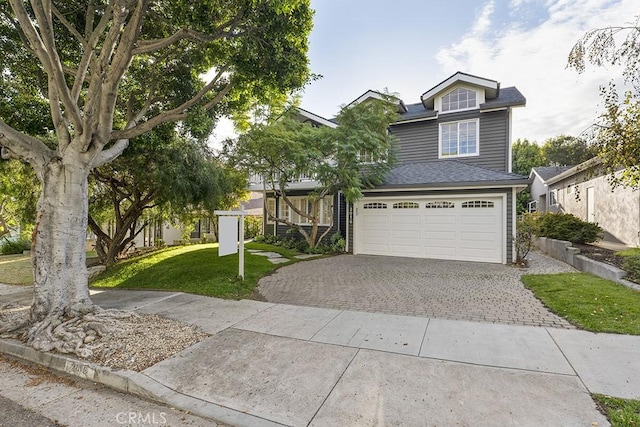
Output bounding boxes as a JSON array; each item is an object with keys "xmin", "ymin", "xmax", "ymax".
[{"xmin": 26, "ymin": 307, "xmax": 138, "ymax": 359}]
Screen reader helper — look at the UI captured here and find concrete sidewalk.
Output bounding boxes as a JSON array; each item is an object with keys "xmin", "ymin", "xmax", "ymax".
[{"xmin": 2, "ymin": 286, "xmax": 639, "ymax": 426}]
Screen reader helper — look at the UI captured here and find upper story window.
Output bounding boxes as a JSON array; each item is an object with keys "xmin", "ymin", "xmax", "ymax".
[
  {"xmin": 441, "ymin": 88, "xmax": 477, "ymax": 113},
  {"xmin": 439, "ymin": 119, "xmax": 479, "ymax": 158}
]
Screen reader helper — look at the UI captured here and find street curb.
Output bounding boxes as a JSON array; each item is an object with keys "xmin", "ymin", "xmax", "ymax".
[{"xmin": 0, "ymin": 338, "xmax": 284, "ymax": 427}]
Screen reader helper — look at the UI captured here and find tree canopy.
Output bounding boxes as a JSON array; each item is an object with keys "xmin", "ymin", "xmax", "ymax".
[
  {"xmin": 0, "ymin": 0, "xmax": 314, "ymax": 354},
  {"xmin": 228, "ymin": 99, "xmax": 398, "ymax": 247},
  {"xmin": 542, "ymin": 135, "xmax": 596, "ymax": 167},
  {"xmin": 568, "ymin": 16, "xmax": 640, "ymax": 189},
  {"xmin": 88, "ymin": 124, "xmax": 247, "ymax": 266}
]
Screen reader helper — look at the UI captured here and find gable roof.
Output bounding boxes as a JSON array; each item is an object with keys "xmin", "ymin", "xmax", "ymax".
[
  {"xmin": 295, "ymin": 108, "xmax": 337, "ymax": 128},
  {"xmin": 530, "ymin": 166, "xmax": 574, "ymax": 182},
  {"xmin": 346, "ymin": 89, "xmax": 408, "ymax": 113},
  {"xmin": 545, "ymin": 157, "xmax": 601, "ymax": 185},
  {"xmin": 421, "ymin": 72, "xmax": 499, "ymax": 109},
  {"xmin": 374, "ymin": 160, "xmax": 530, "ymax": 189}
]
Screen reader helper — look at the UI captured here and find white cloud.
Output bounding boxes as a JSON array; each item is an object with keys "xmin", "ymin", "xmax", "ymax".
[
  {"xmin": 436, "ymin": 0, "xmax": 637, "ymax": 143},
  {"xmin": 472, "ymin": 1, "xmax": 495, "ymax": 36}
]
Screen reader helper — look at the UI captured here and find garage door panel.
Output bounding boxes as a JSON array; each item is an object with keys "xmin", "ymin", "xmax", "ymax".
[
  {"xmin": 423, "ymin": 215, "xmax": 457, "ymax": 225},
  {"xmin": 361, "ymin": 228, "xmax": 389, "ymax": 239},
  {"xmin": 392, "ymin": 244, "xmax": 422, "ymax": 255},
  {"xmin": 362, "ymin": 216, "xmax": 389, "ymax": 227},
  {"xmin": 391, "ymin": 229, "xmax": 421, "ymax": 240},
  {"xmin": 356, "ymin": 197, "xmax": 503, "ymax": 263},
  {"xmin": 460, "ymin": 231, "xmax": 498, "ymax": 242},
  {"xmin": 460, "ymin": 215, "xmax": 498, "ymax": 226},
  {"xmin": 424, "ymin": 231, "xmax": 457, "ymax": 242}
]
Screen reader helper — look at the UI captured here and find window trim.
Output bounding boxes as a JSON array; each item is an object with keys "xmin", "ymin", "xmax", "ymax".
[
  {"xmin": 438, "ymin": 118, "xmax": 480, "ymax": 159},
  {"xmin": 439, "ymin": 87, "xmax": 478, "ymax": 114},
  {"xmin": 277, "ymin": 195, "xmax": 334, "ymax": 226},
  {"xmin": 549, "ymin": 189, "xmax": 558, "ymax": 207},
  {"xmin": 567, "ymin": 182, "xmax": 575, "ymax": 195}
]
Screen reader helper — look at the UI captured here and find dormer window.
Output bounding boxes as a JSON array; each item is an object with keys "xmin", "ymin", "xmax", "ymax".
[{"xmin": 441, "ymin": 88, "xmax": 477, "ymax": 113}]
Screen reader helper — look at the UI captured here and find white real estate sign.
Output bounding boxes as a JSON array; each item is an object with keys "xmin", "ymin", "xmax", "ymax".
[
  {"xmin": 215, "ymin": 209, "xmax": 246, "ymax": 279},
  {"xmin": 218, "ymin": 216, "xmax": 238, "ymax": 256}
]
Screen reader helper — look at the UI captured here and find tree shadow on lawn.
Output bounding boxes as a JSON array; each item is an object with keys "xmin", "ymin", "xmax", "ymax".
[{"xmin": 94, "ymin": 246, "xmax": 284, "ymax": 299}]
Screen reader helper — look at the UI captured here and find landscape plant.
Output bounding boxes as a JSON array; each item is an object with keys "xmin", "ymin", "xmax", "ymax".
[
  {"xmin": 0, "ymin": 0, "xmax": 313, "ymax": 357},
  {"xmin": 536, "ymin": 212, "xmax": 603, "ymax": 244}
]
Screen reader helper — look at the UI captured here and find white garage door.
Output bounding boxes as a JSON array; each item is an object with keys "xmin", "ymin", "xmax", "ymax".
[{"xmin": 354, "ymin": 196, "xmax": 504, "ymax": 263}]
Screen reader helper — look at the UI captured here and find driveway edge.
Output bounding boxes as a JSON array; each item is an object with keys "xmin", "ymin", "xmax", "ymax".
[{"xmin": 0, "ymin": 338, "xmax": 284, "ymax": 427}]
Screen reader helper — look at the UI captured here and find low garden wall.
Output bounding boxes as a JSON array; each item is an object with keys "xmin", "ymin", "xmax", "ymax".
[{"xmin": 534, "ymin": 237, "xmax": 640, "ymax": 291}]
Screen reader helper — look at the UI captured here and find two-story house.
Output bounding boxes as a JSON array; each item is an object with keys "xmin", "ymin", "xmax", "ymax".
[{"xmin": 250, "ymin": 72, "xmax": 529, "ymax": 264}]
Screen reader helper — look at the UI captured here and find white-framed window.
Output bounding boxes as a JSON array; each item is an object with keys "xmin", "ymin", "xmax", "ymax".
[
  {"xmin": 461, "ymin": 200, "xmax": 495, "ymax": 208},
  {"xmin": 439, "ymin": 119, "xmax": 479, "ymax": 158},
  {"xmin": 363, "ymin": 202, "xmax": 387, "ymax": 209},
  {"xmin": 277, "ymin": 196, "xmax": 333, "ymax": 225},
  {"xmin": 549, "ymin": 189, "xmax": 558, "ymax": 206},
  {"xmin": 392, "ymin": 202, "xmax": 419, "ymax": 209},
  {"xmin": 425, "ymin": 201, "xmax": 455, "ymax": 209},
  {"xmin": 441, "ymin": 87, "xmax": 477, "ymax": 113},
  {"xmin": 266, "ymin": 199, "xmax": 276, "ymax": 223},
  {"xmin": 567, "ymin": 182, "xmax": 575, "ymax": 195}
]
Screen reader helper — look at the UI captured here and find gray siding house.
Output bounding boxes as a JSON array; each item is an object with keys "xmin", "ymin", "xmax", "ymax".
[
  {"xmin": 251, "ymin": 72, "xmax": 529, "ymax": 263},
  {"xmin": 532, "ymin": 160, "xmax": 640, "ymax": 247}
]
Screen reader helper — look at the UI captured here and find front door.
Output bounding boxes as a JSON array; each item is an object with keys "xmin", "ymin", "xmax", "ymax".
[{"xmin": 586, "ymin": 187, "xmax": 595, "ymax": 223}]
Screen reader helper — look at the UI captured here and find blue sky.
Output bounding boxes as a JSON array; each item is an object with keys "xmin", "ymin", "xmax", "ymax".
[{"xmin": 213, "ymin": 0, "xmax": 638, "ymax": 145}]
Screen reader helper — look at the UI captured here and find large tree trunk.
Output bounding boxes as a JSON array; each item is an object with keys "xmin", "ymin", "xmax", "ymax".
[{"xmin": 31, "ymin": 157, "xmax": 93, "ymax": 320}]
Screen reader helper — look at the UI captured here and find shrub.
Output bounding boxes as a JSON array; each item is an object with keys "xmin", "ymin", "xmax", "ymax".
[
  {"xmin": 514, "ymin": 213, "xmax": 539, "ymax": 263},
  {"xmin": 330, "ymin": 232, "xmax": 346, "ymax": 253},
  {"xmin": 537, "ymin": 212, "xmax": 603, "ymax": 244},
  {"xmin": 622, "ymin": 255, "xmax": 640, "ymax": 283},
  {"xmin": 0, "ymin": 238, "xmax": 31, "ymax": 255},
  {"xmin": 244, "ymin": 216, "xmax": 262, "ymax": 239}
]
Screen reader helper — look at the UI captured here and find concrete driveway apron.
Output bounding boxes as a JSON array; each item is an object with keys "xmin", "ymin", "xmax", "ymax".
[{"xmin": 257, "ymin": 251, "xmax": 575, "ymax": 328}]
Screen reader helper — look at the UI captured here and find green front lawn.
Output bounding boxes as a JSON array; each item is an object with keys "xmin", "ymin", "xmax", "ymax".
[
  {"xmin": 616, "ymin": 248, "xmax": 640, "ymax": 258},
  {"xmin": 91, "ymin": 242, "xmax": 299, "ymax": 299},
  {"xmin": 522, "ymin": 273, "xmax": 640, "ymax": 335},
  {"xmin": 593, "ymin": 394, "xmax": 640, "ymax": 427},
  {"xmin": 0, "ymin": 254, "xmax": 32, "ymax": 285}
]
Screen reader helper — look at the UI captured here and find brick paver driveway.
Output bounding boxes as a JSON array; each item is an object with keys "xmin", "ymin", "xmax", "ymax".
[{"xmin": 257, "ymin": 251, "xmax": 576, "ymax": 328}]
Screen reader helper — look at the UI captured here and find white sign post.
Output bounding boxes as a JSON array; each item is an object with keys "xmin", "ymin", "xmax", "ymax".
[{"xmin": 215, "ymin": 209, "xmax": 246, "ymax": 279}]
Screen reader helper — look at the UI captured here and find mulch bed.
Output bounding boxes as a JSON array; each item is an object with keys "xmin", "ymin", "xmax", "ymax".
[{"xmin": 573, "ymin": 243, "xmax": 625, "ymax": 269}]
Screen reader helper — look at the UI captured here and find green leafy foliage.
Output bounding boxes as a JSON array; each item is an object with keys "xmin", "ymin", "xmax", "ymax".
[
  {"xmin": 512, "ymin": 138, "xmax": 546, "ymax": 176},
  {"xmin": 0, "ymin": 159, "xmax": 38, "ymax": 239},
  {"xmin": 228, "ymin": 98, "xmax": 398, "ymax": 248},
  {"xmin": 513, "ymin": 214, "xmax": 539, "ymax": 262},
  {"xmin": 536, "ymin": 212, "xmax": 603, "ymax": 244},
  {"xmin": 244, "ymin": 216, "xmax": 262, "ymax": 239},
  {"xmin": 568, "ymin": 16, "xmax": 640, "ymax": 190},
  {"xmin": 542, "ymin": 135, "xmax": 596, "ymax": 167},
  {"xmin": 0, "ymin": 238, "xmax": 31, "ymax": 255}
]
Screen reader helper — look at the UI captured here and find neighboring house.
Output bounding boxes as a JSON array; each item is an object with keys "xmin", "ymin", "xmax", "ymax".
[
  {"xmin": 536, "ymin": 158, "xmax": 639, "ymax": 247},
  {"xmin": 528, "ymin": 166, "xmax": 574, "ymax": 213},
  {"xmin": 251, "ymin": 72, "xmax": 529, "ymax": 264}
]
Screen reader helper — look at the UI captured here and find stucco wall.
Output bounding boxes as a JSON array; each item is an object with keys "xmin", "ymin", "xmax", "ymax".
[{"xmin": 549, "ymin": 170, "xmax": 640, "ymax": 247}]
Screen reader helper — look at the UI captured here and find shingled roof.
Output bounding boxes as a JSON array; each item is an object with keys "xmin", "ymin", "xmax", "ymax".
[
  {"xmin": 375, "ymin": 160, "xmax": 530, "ymax": 189},
  {"xmin": 531, "ymin": 166, "xmax": 574, "ymax": 182}
]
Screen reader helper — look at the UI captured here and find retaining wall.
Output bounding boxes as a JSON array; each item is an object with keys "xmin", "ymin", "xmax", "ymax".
[{"xmin": 534, "ymin": 237, "xmax": 640, "ymax": 291}]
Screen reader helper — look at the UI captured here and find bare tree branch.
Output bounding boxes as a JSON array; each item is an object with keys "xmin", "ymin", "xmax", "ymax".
[
  {"xmin": 0, "ymin": 120, "xmax": 53, "ymax": 172},
  {"xmin": 19, "ymin": 0, "xmax": 83, "ymax": 131},
  {"xmin": 111, "ymin": 78, "xmax": 233, "ymax": 141},
  {"xmin": 90, "ymin": 139, "xmax": 130, "ymax": 168},
  {"xmin": 51, "ymin": 3, "xmax": 87, "ymax": 47}
]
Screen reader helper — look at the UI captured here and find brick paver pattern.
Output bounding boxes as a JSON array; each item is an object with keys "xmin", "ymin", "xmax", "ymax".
[{"xmin": 257, "ymin": 251, "xmax": 576, "ymax": 328}]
